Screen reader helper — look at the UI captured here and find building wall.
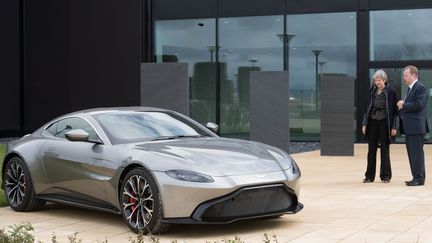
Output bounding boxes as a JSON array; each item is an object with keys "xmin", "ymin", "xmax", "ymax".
[
  {"xmin": 22, "ymin": 0, "xmax": 142, "ymax": 132},
  {"xmin": 0, "ymin": 0, "xmax": 20, "ymax": 135},
  {"xmin": 3, "ymin": 0, "xmax": 432, "ymax": 140}
]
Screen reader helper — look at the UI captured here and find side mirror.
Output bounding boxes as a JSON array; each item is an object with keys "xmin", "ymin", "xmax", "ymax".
[
  {"xmin": 65, "ymin": 129, "xmax": 103, "ymax": 144},
  {"xmin": 65, "ymin": 129, "xmax": 90, "ymax": 142},
  {"xmin": 206, "ymin": 122, "xmax": 219, "ymax": 133}
]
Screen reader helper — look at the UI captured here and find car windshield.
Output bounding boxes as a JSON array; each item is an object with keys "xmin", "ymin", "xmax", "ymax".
[{"xmin": 93, "ymin": 111, "xmax": 211, "ymax": 144}]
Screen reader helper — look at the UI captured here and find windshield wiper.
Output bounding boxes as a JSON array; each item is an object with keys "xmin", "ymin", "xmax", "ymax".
[{"xmin": 150, "ymin": 135, "xmax": 205, "ymax": 141}]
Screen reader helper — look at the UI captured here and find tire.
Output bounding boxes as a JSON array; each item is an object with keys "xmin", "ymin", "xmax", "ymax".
[
  {"xmin": 120, "ymin": 168, "xmax": 170, "ymax": 234},
  {"xmin": 3, "ymin": 157, "xmax": 46, "ymax": 211}
]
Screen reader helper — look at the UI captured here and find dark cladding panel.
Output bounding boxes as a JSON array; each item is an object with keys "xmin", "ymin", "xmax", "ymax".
[
  {"xmin": 0, "ymin": 0, "xmax": 20, "ymax": 131},
  {"xmin": 68, "ymin": 0, "xmax": 141, "ymax": 111},
  {"xmin": 153, "ymin": 0, "xmax": 217, "ymax": 20},
  {"xmin": 24, "ymin": 0, "xmax": 70, "ymax": 131},
  {"xmin": 286, "ymin": 0, "xmax": 357, "ymax": 13},
  {"xmin": 141, "ymin": 63, "xmax": 189, "ymax": 115},
  {"xmin": 250, "ymin": 71, "xmax": 289, "ymax": 152},
  {"xmin": 359, "ymin": 0, "xmax": 368, "ymax": 11},
  {"xmin": 320, "ymin": 76, "xmax": 355, "ymax": 156},
  {"xmin": 369, "ymin": 0, "xmax": 432, "ymax": 10},
  {"xmin": 219, "ymin": 0, "xmax": 285, "ymax": 17}
]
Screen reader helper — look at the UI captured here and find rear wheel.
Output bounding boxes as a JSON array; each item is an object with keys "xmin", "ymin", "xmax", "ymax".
[
  {"xmin": 120, "ymin": 168, "xmax": 169, "ymax": 234},
  {"xmin": 3, "ymin": 157, "xmax": 46, "ymax": 211}
]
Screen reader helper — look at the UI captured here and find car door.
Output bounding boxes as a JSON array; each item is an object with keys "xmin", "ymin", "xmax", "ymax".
[{"xmin": 41, "ymin": 117, "xmax": 114, "ymax": 204}]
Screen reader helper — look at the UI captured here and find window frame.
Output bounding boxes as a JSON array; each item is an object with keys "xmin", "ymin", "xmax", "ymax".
[{"xmin": 42, "ymin": 115, "xmax": 105, "ymax": 144}]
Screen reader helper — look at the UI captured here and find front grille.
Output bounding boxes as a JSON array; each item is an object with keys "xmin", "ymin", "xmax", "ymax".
[{"xmin": 198, "ymin": 184, "xmax": 295, "ymax": 222}]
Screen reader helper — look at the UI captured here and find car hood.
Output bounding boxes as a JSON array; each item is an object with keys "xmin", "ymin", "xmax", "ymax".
[{"xmin": 124, "ymin": 137, "xmax": 290, "ymax": 176}]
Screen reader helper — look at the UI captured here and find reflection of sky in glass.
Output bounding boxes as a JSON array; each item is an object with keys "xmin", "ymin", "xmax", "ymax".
[
  {"xmin": 371, "ymin": 9, "xmax": 432, "ymax": 61},
  {"xmin": 155, "ymin": 14, "xmax": 356, "ymax": 98},
  {"xmin": 97, "ymin": 112, "xmax": 199, "ymax": 140},
  {"xmin": 287, "ymin": 12, "xmax": 356, "ymax": 91},
  {"xmin": 219, "ymin": 15, "xmax": 283, "ymax": 83},
  {"xmin": 155, "ymin": 19, "xmax": 215, "ymax": 76}
]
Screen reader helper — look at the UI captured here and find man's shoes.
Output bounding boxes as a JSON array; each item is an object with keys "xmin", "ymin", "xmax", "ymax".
[
  {"xmin": 406, "ymin": 180, "xmax": 424, "ymax": 186},
  {"xmin": 381, "ymin": 179, "xmax": 391, "ymax": 183},
  {"xmin": 363, "ymin": 178, "xmax": 374, "ymax": 183}
]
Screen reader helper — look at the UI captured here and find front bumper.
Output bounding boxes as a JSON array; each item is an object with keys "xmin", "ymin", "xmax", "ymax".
[
  {"xmin": 153, "ymin": 170, "xmax": 301, "ymax": 220},
  {"xmin": 162, "ymin": 184, "xmax": 303, "ymax": 224}
]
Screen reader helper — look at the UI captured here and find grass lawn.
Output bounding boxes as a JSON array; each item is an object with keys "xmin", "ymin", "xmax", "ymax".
[{"xmin": 0, "ymin": 144, "xmax": 7, "ymax": 206}]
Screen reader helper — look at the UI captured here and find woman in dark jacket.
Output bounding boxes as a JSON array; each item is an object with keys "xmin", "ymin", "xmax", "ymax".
[{"xmin": 362, "ymin": 69, "xmax": 398, "ymax": 183}]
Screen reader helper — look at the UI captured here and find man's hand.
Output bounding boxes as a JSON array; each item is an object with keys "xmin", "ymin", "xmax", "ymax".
[
  {"xmin": 397, "ymin": 100, "xmax": 404, "ymax": 110},
  {"xmin": 362, "ymin": 125, "xmax": 366, "ymax": 135},
  {"xmin": 391, "ymin": 129, "xmax": 397, "ymax": 136}
]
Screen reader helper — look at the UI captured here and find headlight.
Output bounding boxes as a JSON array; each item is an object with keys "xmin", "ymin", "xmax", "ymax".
[
  {"xmin": 166, "ymin": 170, "xmax": 214, "ymax": 183},
  {"xmin": 291, "ymin": 159, "xmax": 300, "ymax": 175},
  {"xmin": 281, "ymin": 151, "xmax": 301, "ymax": 175}
]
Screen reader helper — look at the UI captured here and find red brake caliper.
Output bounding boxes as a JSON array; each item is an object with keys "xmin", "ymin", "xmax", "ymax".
[{"xmin": 130, "ymin": 191, "xmax": 136, "ymax": 211}]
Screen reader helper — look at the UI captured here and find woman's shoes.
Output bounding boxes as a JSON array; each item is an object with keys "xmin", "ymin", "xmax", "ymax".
[{"xmin": 363, "ymin": 178, "xmax": 391, "ymax": 183}]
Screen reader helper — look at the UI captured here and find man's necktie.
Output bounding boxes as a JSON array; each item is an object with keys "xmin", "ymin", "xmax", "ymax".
[{"xmin": 404, "ymin": 87, "xmax": 411, "ymax": 101}]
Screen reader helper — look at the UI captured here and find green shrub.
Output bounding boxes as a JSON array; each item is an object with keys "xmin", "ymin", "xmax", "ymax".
[
  {"xmin": 0, "ymin": 144, "xmax": 7, "ymax": 207},
  {"xmin": 1, "ymin": 222, "xmax": 280, "ymax": 243},
  {"xmin": 0, "ymin": 222, "xmax": 34, "ymax": 243}
]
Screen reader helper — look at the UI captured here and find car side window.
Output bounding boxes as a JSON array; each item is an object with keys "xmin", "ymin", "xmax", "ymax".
[
  {"xmin": 54, "ymin": 117, "xmax": 99, "ymax": 141},
  {"xmin": 45, "ymin": 122, "xmax": 58, "ymax": 136}
]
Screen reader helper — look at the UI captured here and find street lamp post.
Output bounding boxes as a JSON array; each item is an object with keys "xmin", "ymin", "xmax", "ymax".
[
  {"xmin": 207, "ymin": 45, "xmax": 221, "ymax": 62},
  {"xmin": 312, "ymin": 49, "xmax": 323, "ymax": 110},
  {"xmin": 318, "ymin": 59, "xmax": 327, "ymax": 78},
  {"xmin": 277, "ymin": 33, "xmax": 296, "ymax": 71},
  {"xmin": 249, "ymin": 59, "xmax": 258, "ymax": 67}
]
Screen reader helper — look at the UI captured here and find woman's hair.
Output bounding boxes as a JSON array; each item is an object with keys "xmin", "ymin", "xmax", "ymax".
[{"xmin": 372, "ymin": 69, "xmax": 388, "ymax": 82}]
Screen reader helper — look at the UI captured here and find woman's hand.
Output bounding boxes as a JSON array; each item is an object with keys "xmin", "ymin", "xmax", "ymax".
[
  {"xmin": 362, "ymin": 125, "xmax": 366, "ymax": 135},
  {"xmin": 391, "ymin": 129, "xmax": 397, "ymax": 136}
]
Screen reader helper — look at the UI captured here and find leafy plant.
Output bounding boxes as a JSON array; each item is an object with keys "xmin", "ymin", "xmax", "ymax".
[
  {"xmin": 263, "ymin": 232, "xmax": 278, "ymax": 243},
  {"xmin": 0, "ymin": 222, "xmax": 34, "ymax": 243},
  {"xmin": 0, "ymin": 144, "xmax": 7, "ymax": 207},
  {"xmin": 128, "ymin": 233, "xmax": 160, "ymax": 243},
  {"xmin": 67, "ymin": 232, "xmax": 82, "ymax": 243}
]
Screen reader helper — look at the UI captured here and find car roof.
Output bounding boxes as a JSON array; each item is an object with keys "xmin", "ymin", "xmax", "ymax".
[{"xmin": 63, "ymin": 106, "xmax": 172, "ymax": 117}]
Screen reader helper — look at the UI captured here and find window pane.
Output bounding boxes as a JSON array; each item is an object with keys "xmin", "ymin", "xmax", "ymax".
[
  {"xmin": 219, "ymin": 15, "xmax": 284, "ymax": 138},
  {"xmin": 287, "ymin": 12, "xmax": 357, "ymax": 140},
  {"xmin": 155, "ymin": 19, "xmax": 216, "ymax": 125},
  {"xmin": 370, "ymin": 9, "xmax": 432, "ymax": 61},
  {"xmin": 55, "ymin": 117, "xmax": 98, "ymax": 141},
  {"xmin": 369, "ymin": 68, "xmax": 432, "ymax": 142},
  {"xmin": 94, "ymin": 112, "xmax": 209, "ymax": 144}
]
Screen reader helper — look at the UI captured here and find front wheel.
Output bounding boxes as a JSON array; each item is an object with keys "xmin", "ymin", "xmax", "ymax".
[
  {"xmin": 120, "ymin": 168, "xmax": 169, "ymax": 234},
  {"xmin": 3, "ymin": 157, "xmax": 46, "ymax": 211}
]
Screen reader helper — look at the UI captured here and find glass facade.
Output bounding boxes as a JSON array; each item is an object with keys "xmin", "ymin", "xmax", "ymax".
[
  {"xmin": 155, "ymin": 19, "xmax": 217, "ymax": 125},
  {"xmin": 370, "ymin": 9, "xmax": 432, "ymax": 61},
  {"xmin": 152, "ymin": 4, "xmax": 432, "ymax": 143},
  {"xmin": 218, "ymin": 16, "xmax": 284, "ymax": 138},
  {"xmin": 287, "ymin": 12, "xmax": 357, "ymax": 140}
]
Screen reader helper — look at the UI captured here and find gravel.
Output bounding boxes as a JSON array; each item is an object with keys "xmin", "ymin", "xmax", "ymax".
[{"xmin": 289, "ymin": 142, "xmax": 320, "ymax": 154}]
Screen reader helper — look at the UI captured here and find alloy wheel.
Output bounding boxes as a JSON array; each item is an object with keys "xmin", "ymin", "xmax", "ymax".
[
  {"xmin": 4, "ymin": 161, "xmax": 27, "ymax": 207},
  {"xmin": 122, "ymin": 175, "xmax": 155, "ymax": 230}
]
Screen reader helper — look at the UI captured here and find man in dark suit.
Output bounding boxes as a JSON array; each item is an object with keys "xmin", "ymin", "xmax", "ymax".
[{"xmin": 397, "ymin": 65, "xmax": 429, "ymax": 186}]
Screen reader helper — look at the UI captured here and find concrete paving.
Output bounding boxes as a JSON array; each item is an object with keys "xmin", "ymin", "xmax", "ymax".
[{"xmin": 1, "ymin": 144, "xmax": 432, "ymax": 242}]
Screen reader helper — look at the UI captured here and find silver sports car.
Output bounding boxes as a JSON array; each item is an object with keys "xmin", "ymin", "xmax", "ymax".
[{"xmin": 1, "ymin": 107, "xmax": 302, "ymax": 233}]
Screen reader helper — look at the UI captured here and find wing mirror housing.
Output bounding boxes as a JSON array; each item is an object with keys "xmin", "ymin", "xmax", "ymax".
[
  {"xmin": 206, "ymin": 122, "xmax": 219, "ymax": 133},
  {"xmin": 65, "ymin": 129, "xmax": 102, "ymax": 144}
]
